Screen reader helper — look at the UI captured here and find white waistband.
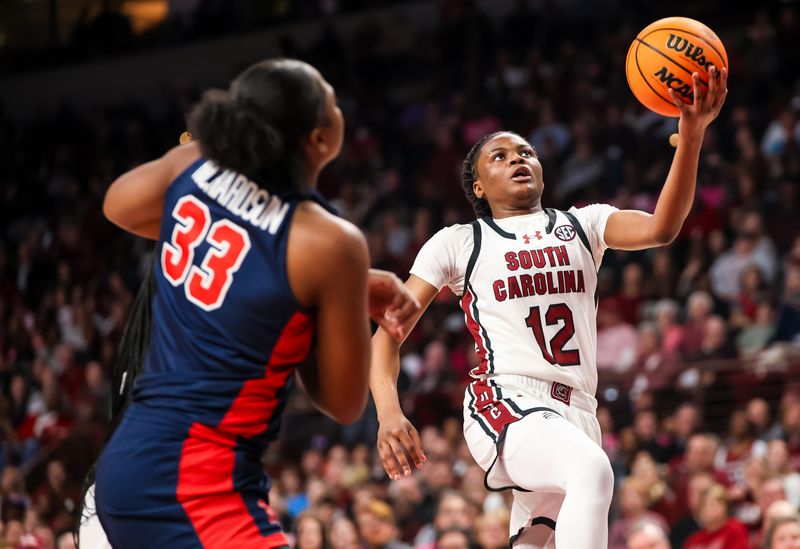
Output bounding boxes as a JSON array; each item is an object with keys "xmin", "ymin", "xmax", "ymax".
[{"xmin": 488, "ymin": 373, "xmax": 598, "ymax": 414}]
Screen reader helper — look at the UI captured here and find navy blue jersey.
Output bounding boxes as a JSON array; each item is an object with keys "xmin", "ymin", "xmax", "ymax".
[{"xmin": 96, "ymin": 158, "xmax": 323, "ymax": 548}]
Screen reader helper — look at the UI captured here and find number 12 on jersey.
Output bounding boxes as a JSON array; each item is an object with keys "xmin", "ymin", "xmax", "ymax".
[
  {"xmin": 161, "ymin": 195, "xmax": 251, "ymax": 311},
  {"xmin": 525, "ymin": 304, "xmax": 581, "ymax": 366}
]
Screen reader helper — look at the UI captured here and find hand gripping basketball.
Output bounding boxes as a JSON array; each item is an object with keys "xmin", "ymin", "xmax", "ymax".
[{"xmin": 668, "ymin": 64, "xmax": 728, "ymax": 139}]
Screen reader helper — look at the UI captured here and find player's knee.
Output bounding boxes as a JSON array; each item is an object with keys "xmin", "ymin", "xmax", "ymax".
[{"xmin": 574, "ymin": 447, "xmax": 614, "ymax": 499}]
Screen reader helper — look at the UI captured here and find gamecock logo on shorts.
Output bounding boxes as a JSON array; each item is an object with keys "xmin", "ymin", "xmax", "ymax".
[
  {"xmin": 550, "ymin": 382, "xmax": 573, "ymax": 405},
  {"xmin": 554, "ymin": 225, "xmax": 576, "ymax": 242}
]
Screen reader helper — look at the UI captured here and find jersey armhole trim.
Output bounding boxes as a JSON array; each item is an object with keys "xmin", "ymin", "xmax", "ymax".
[
  {"xmin": 461, "ymin": 220, "xmax": 482, "ymax": 297},
  {"xmin": 544, "ymin": 208, "xmax": 558, "ymax": 234},
  {"xmin": 561, "ymin": 209, "xmax": 600, "ymax": 306},
  {"xmin": 561, "ymin": 210, "xmax": 594, "ymax": 265},
  {"xmin": 480, "ymin": 216, "xmax": 517, "ymax": 240}
]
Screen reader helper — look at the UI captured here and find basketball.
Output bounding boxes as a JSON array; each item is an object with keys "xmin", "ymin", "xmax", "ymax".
[{"xmin": 626, "ymin": 17, "xmax": 728, "ymax": 117}]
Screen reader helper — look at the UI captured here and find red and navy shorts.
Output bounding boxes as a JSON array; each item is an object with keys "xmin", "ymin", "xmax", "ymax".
[{"xmin": 96, "ymin": 406, "xmax": 287, "ymax": 548}]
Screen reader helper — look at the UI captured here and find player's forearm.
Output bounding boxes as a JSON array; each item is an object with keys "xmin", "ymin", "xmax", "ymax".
[
  {"xmin": 650, "ymin": 131, "xmax": 704, "ymax": 244},
  {"xmin": 370, "ymin": 328, "xmax": 404, "ymax": 420}
]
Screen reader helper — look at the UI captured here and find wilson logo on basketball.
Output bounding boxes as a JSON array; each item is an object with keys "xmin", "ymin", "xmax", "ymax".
[
  {"xmin": 554, "ymin": 225, "xmax": 576, "ymax": 242},
  {"xmin": 665, "ymin": 34, "xmax": 714, "ymax": 70}
]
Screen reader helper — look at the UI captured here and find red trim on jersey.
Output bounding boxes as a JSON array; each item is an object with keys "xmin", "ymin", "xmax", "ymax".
[
  {"xmin": 469, "ymin": 379, "xmax": 520, "ymax": 437},
  {"xmin": 219, "ymin": 311, "xmax": 313, "ymax": 437},
  {"xmin": 177, "ymin": 311, "xmax": 313, "ymax": 546},
  {"xmin": 461, "ymin": 289, "xmax": 489, "ymax": 376}
]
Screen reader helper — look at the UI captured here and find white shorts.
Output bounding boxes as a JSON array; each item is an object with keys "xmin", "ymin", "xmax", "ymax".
[{"xmin": 463, "ymin": 374, "xmax": 602, "ymax": 547}]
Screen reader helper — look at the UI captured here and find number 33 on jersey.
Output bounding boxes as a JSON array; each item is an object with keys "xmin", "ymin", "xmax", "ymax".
[
  {"xmin": 409, "ymin": 205, "xmax": 618, "ymax": 396},
  {"xmin": 162, "ymin": 196, "xmax": 251, "ymax": 311}
]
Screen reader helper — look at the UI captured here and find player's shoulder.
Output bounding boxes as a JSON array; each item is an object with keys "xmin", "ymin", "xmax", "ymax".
[
  {"xmin": 566, "ymin": 203, "xmax": 619, "ymax": 226},
  {"xmin": 433, "ymin": 220, "xmax": 477, "ymax": 238},
  {"xmin": 567, "ymin": 202, "xmax": 615, "ymax": 216},
  {"xmin": 428, "ymin": 221, "xmax": 475, "ymax": 244},
  {"xmin": 162, "ymin": 142, "xmax": 203, "ymax": 179},
  {"xmin": 292, "ymin": 201, "xmax": 368, "ymax": 263}
]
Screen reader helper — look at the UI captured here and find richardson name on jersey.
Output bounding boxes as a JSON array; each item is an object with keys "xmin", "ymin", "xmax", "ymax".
[
  {"xmin": 494, "ymin": 245, "xmax": 586, "ymax": 302},
  {"xmin": 191, "ymin": 160, "xmax": 289, "ymax": 234}
]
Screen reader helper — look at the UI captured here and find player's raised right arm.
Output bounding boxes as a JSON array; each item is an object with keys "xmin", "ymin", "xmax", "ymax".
[
  {"xmin": 103, "ymin": 143, "xmax": 201, "ymax": 239},
  {"xmin": 371, "ymin": 275, "xmax": 439, "ymax": 479}
]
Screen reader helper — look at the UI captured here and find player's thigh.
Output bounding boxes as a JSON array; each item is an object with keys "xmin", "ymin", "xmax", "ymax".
[{"xmin": 500, "ymin": 410, "xmax": 610, "ymax": 492}]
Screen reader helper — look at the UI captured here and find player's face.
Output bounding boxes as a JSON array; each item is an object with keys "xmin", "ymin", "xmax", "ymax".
[
  {"xmin": 473, "ymin": 133, "xmax": 544, "ymax": 214},
  {"xmin": 309, "ymin": 74, "xmax": 345, "ymax": 170}
]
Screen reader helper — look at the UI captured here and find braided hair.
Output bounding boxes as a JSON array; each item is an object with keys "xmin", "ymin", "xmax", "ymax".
[{"xmin": 461, "ymin": 131, "xmax": 524, "ymax": 218}]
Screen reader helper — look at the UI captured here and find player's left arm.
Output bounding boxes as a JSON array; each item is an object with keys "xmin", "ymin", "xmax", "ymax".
[
  {"xmin": 103, "ymin": 142, "xmax": 201, "ymax": 239},
  {"xmin": 604, "ymin": 66, "xmax": 728, "ymax": 251}
]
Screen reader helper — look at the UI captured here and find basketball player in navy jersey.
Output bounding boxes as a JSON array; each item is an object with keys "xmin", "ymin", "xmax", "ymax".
[
  {"xmin": 89, "ymin": 59, "xmax": 419, "ymax": 548},
  {"xmin": 371, "ymin": 69, "xmax": 727, "ymax": 548}
]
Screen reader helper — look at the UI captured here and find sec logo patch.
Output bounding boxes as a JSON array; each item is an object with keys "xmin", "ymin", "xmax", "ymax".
[{"xmin": 554, "ymin": 225, "xmax": 576, "ymax": 242}]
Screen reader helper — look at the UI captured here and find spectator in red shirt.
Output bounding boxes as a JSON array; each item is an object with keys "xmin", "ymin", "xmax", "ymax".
[
  {"xmin": 671, "ymin": 472, "xmax": 716, "ymax": 549},
  {"xmin": 684, "ymin": 484, "xmax": 749, "ymax": 549},
  {"xmin": 670, "ymin": 434, "xmax": 731, "ymax": 519}
]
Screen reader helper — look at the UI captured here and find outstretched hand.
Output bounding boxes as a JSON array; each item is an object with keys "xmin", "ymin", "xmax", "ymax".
[
  {"xmin": 377, "ymin": 411, "xmax": 426, "ymax": 479},
  {"xmin": 368, "ymin": 269, "xmax": 421, "ymax": 342},
  {"xmin": 669, "ymin": 65, "xmax": 728, "ymax": 137}
]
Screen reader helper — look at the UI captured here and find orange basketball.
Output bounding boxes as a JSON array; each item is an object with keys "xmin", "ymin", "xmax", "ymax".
[{"xmin": 626, "ymin": 17, "xmax": 728, "ymax": 117}]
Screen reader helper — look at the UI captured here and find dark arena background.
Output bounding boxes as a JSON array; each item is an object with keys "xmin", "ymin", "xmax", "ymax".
[{"xmin": 1, "ymin": 1, "xmax": 799, "ymax": 548}]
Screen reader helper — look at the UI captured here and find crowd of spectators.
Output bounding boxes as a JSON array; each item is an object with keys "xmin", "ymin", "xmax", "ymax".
[{"xmin": 1, "ymin": 0, "xmax": 799, "ymax": 547}]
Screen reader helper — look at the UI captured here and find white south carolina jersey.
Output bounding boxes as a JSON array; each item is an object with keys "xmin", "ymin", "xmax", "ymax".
[{"xmin": 410, "ymin": 205, "xmax": 617, "ymax": 397}]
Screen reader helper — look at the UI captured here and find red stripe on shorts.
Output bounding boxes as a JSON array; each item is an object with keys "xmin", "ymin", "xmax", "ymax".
[{"xmin": 470, "ymin": 379, "xmax": 521, "ymax": 437}]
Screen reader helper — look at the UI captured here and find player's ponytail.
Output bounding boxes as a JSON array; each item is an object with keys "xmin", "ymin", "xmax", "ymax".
[
  {"xmin": 189, "ymin": 90, "xmax": 285, "ymax": 176},
  {"xmin": 188, "ymin": 59, "xmax": 327, "ymax": 192}
]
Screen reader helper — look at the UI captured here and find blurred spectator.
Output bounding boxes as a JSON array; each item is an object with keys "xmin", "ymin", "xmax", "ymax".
[
  {"xmin": 355, "ymin": 499, "xmax": 410, "ymax": 549},
  {"xmin": 608, "ymin": 477, "xmax": 669, "ymax": 549},
  {"xmin": 669, "ymin": 434, "xmax": 730, "ymax": 519},
  {"xmin": 670, "ymin": 472, "xmax": 715, "ymax": 549},
  {"xmin": 414, "ymin": 491, "xmax": 474, "ymax": 548},
  {"xmin": 435, "ymin": 527, "xmax": 474, "ymax": 549},
  {"xmin": 293, "ymin": 512, "xmax": 326, "ymax": 549},
  {"xmin": 679, "ymin": 292, "xmax": 715, "ymax": 359},
  {"xmin": 653, "ymin": 299, "xmax": 684, "ymax": 355},
  {"xmin": 766, "ymin": 439, "xmax": 800, "ymax": 509},
  {"xmin": 684, "ymin": 484, "xmax": 749, "ymax": 549},
  {"xmin": 474, "ymin": 509, "xmax": 508, "ymax": 549},
  {"xmin": 716, "ymin": 411, "xmax": 767, "ymax": 487},
  {"xmin": 746, "ymin": 399, "xmax": 773, "ymax": 440},
  {"xmin": 758, "ymin": 501, "xmax": 799, "ymax": 549},
  {"xmin": 762, "ymin": 516, "xmax": 800, "ymax": 549},
  {"xmin": 328, "ymin": 516, "xmax": 361, "ymax": 549},
  {"xmin": 627, "ymin": 519, "xmax": 670, "ymax": 549},
  {"xmin": 597, "ymin": 298, "xmax": 638, "ymax": 373}
]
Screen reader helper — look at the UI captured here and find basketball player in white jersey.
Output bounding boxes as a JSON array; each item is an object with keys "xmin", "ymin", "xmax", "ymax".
[{"xmin": 371, "ymin": 68, "xmax": 727, "ymax": 548}]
